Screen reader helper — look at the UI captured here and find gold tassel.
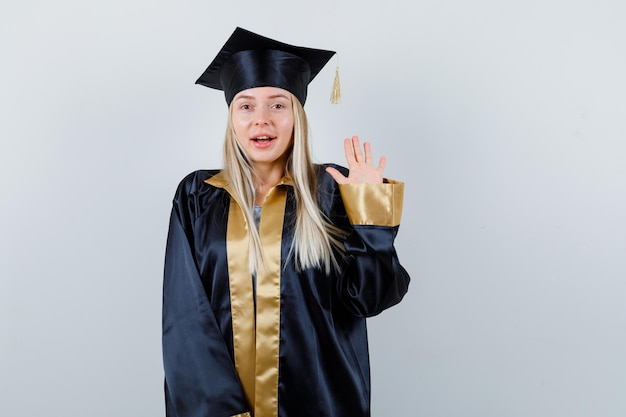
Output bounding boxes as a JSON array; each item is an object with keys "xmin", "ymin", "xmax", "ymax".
[{"xmin": 330, "ymin": 55, "xmax": 341, "ymax": 104}]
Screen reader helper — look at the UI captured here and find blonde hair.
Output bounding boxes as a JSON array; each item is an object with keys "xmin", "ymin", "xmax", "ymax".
[{"xmin": 221, "ymin": 94, "xmax": 344, "ymax": 275}]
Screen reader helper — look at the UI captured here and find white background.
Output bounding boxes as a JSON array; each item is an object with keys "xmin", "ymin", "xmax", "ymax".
[{"xmin": 1, "ymin": 1, "xmax": 625, "ymax": 416}]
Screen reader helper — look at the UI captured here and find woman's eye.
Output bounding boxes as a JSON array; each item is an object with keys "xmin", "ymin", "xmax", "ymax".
[
  {"xmin": 240, "ymin": 104, "xmax": 251, "ymax": 110},
  {"xmin": 273, "ymin": 103, "xmax": 285, "ymax": 109}
]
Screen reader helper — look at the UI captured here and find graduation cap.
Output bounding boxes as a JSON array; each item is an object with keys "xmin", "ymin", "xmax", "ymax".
[{"xmin": 195, "ymin": 27, "xmax": 337, "ymax": 105}]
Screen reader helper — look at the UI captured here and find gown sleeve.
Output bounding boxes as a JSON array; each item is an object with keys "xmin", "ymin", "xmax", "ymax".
[
  {"xmin": 334, "ymin": 179, "xmax": 411, "ymax": 318},
  {"xmin": 162, "ymin": 179, "xmax": 250, "ymax": 417}
]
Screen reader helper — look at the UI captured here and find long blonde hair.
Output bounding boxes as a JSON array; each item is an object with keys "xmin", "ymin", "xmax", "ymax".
[{"xmin": 221, "ymin": 94, "xmax": 344, "ymax": 275}]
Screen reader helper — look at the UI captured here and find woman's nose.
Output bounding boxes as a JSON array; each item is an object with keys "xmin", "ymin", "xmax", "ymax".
[{"xmin": 254, "ymin": 107, "xmax": 270, "ymax": 125}]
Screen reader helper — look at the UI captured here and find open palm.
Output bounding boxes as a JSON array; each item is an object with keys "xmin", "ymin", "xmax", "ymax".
[{"xmin": 326, "ymin": 136, "xmax": 386, "ymax": 184}]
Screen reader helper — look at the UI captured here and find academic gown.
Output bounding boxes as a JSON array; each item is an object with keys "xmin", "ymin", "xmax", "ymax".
[{"xmin": 162, "ymin": 163, "xmax": 410, "ymax": 417}]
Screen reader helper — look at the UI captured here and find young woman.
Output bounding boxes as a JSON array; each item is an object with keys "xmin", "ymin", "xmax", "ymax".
[{"xmin": 162, "ymin": 27, "xmax": 410, "ymax": 417}]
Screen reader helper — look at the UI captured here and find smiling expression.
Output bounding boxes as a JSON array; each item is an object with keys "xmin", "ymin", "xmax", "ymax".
[{"xmin": 231, "ymin": 86, "xmax": 295, "ymax": 171}]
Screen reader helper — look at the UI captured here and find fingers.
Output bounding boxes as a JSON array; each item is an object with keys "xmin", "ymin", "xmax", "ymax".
[
  {"xmin": 350, "ymin": 136, "xmax": 364, "ymax": 163},
  {"xmin": 343, "ymin": 136, "xmax": 365, "ymax": 164},
  {"xmin": 325, "ymin": 166, "xmax": 347, "ymax": 184},
  {"xmin": 363, "ymin": 141, "xmax": 374, "ymax": 164},
  {"xmin": 343, "ymin": 138, "xmax": 355, "ymax": 164},
  {"xmin": 342, "ymin": 135, "xmax": 387, "ymax": 175},
  {"xmin": 345, "ymin": 136, "xmax": 371, "ymax": 164},
  {"xmin": 378, "ymin": 155, "xmax": 387, "ymax": 172}
]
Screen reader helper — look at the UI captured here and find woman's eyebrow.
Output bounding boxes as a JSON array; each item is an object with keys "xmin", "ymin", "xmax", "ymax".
[
  {"xmin": 234, "ymin": 94, "xmax": 255, "ymax": 101},
  {"xmin": 268, "ymin": 94, "xmax": 290, "ymax": 100},
  {"xmin": 234, "ymin": 93, "xmax": 290, "ymax": 102}
]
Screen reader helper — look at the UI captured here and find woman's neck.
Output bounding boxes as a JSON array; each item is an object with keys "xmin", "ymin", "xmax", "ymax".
[{"xmin": 253, "ymin": 163, "xmax": 285, "ymax": 206}]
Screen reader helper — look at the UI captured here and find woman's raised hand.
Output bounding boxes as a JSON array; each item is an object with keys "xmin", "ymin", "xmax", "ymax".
[{"xmin": 326, "ymin": 136, "xmax": 386, "ymax": 184}]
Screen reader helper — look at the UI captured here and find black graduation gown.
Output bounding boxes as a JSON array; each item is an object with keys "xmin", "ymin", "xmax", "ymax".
[{"xmin": 162, "ymin": 163, "xmax": 410, "ymax": 417}]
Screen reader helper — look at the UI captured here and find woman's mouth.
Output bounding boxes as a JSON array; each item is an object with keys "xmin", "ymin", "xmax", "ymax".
[
  {"xmin": 251, "ymin": 135, "xmax": 276, "ymax": 148},
  {"xmin": 252, "ymin": 135, "xmax": 275, "ymax": 143}
]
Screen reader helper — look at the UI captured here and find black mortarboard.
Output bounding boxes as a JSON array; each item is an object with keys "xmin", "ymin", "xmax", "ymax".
[{"xmin": 195, "ymin": 27, "xmax": 336, "ymax": 105}]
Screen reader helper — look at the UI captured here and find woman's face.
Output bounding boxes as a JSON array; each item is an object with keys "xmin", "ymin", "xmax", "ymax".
[{"xmin": 231, "ymin": 86, "xmax": 295, "ymax": 171}]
